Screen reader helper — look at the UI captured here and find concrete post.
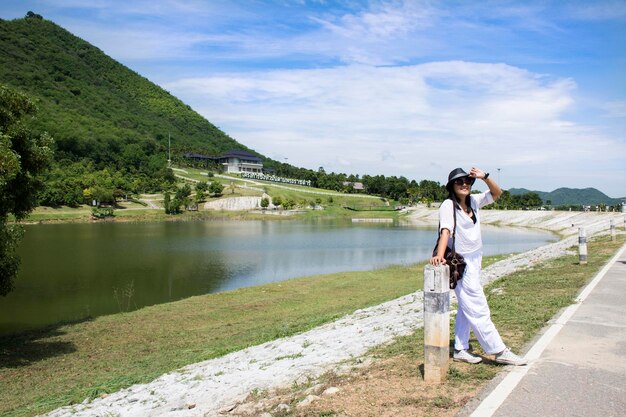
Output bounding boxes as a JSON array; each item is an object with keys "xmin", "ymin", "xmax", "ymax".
[
  {"xmin": 610, "ymin": 220, "xmax": 616, "ymax": 241},
  {"xmin": 423, "ymin": 264, "xmax": 450, "ymax": 383},
  {"xmin": 578, "ymin": 227, "xmax": 587, "ymax": 265}
]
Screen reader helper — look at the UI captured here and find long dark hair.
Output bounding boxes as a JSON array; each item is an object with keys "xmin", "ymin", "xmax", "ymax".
[{"xmin": 448, "ymin": 189, "xmax": 471, "ymax": 210}]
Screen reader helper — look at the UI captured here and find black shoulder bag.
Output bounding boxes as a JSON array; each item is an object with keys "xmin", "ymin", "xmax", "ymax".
[{"xmin": 432, "ymin": 196, "xmax": 467, "ymax": 289}]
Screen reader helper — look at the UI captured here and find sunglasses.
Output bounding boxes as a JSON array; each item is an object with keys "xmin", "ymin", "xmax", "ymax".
[{"xmin": 454, "ymin": 177, "xmax": 475, "ymax": 186}]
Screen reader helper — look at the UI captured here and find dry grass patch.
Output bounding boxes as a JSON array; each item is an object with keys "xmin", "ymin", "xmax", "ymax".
[{"xmin": 238, "ymin": 236, "xmax": 623, "ymax": 417}]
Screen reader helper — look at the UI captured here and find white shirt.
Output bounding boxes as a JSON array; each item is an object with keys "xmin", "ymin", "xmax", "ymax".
[{"xmin": 438, "ymin": 191, "xmax": 494, "ymax": 256}]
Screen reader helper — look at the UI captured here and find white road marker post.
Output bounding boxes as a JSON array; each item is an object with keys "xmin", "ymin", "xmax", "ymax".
[
  {"xmin": 610, "ymin": 219, "xmax": 616, "ymax": 241},
  {"xmin": 578, "ymin": 227, "xmax": 588, "ymax": 265},
  {"xmin": 423, "ymin": 264, "xmax": 450, "ymax": 384}
]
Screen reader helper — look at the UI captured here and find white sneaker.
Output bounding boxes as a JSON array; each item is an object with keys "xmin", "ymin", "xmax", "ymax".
[
  {"xmin": 453, "ymin": 349, "xmax": 482, "ymax": 364},
  {"xmin": 494, "ymin": 348, "xmax": 527, "ymax": 366}
]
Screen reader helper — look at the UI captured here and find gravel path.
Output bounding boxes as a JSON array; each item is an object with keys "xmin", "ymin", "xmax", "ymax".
[{"xmin": 43, "ymin": 210, "xmax": 624, "ymax": 417}]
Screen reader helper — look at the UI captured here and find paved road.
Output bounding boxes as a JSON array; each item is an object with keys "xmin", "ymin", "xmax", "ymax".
[{"xmin": 467, "ymin": 243, "xmax": 626, "ymax": 417}]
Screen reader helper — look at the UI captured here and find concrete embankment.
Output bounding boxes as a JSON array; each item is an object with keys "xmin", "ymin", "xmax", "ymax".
[
  {"xmin": 204, "ymin": 196, "xmax": 262, "ymax": 211},
  {"xmin": 408, "ymin": 208, "xmax": 625, "ymax": 288},
  {"xmin": 407, "ymin": 207, "xmax": 625, "ymax": 236}
]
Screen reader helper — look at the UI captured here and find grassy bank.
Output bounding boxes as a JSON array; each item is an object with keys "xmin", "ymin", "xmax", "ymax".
[
  {"xmin": 268, "ymin": 235, "xmax": 624, "ymax": 417},
  {"xmin": 0, "ymin": 260, "xmax": 426, "ymax": 417},
  {"xmin": 23, "ymin": 204, "xmax": 402, "ymax": 224},
  {"xmin": 22, "ymin": 168, "xmax": 398, "ymax": 224}
]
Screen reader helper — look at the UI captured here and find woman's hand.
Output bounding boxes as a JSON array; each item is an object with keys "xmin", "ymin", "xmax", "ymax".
[
  {"xmin": 469, "ymin": 167, "xmax": 486, "ymax": 179},
  {"xmin": 431, "ymin": 228, "xmax": 450, "ymax": 265},
  {"xmin": 430, "ymin": 254, "xmax": 447, "ymax": 266},
  {"xmin": 470, "ymin": 166, "xmax": 503, "ymax": 199}
]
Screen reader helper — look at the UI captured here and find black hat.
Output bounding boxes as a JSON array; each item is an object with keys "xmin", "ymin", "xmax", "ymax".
[{"xmin": 446, "ymin": 168, "xmax": 475, "ymax": 191}]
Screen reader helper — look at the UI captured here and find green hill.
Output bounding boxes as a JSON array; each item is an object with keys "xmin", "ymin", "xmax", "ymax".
[
  {"xmin": 0, "ymin": 14, "xmax": 261, "ymax": 204},
  {"xmin": 509, "ymin": 187, "xmax": 623, "ymax": 206}
]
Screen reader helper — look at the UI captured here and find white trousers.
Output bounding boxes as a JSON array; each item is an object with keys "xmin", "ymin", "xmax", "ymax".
[{"xmin": 454, "ymin": 251, "xmax": 506, "ymax": 354}]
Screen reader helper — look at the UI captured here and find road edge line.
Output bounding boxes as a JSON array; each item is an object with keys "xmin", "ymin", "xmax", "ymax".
[{"xmin": 468, "ymin": 242, "xmax": 626, "ymax": 417}]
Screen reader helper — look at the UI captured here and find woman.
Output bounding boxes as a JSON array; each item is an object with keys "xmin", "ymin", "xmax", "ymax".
[{"xmin": 430, "ymin": 167, "xmax": 527, "ymax": 366}]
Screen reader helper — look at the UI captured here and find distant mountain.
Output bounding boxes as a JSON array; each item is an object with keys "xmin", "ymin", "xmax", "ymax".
[
  {"xmin": 508, "ymin": 187, "xmax": 624, "ymax": 207},
  {"xmin": 0, "ymin": 15, "xmax": 258, "ymax": 162}
]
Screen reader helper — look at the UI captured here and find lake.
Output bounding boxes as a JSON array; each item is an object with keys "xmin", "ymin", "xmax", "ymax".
[{"xmin": 0, "ymin": 219, "xmax": 556, "ymax": 335}]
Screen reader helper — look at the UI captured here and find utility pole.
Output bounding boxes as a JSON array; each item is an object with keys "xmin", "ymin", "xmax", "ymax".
[
  {"xmin": 168, "ymin": 133, "xmax": 171, "ymax": 168},
  {"xmin": 497, "ymin": 168, "xmax": 501, "ymax": 185}
]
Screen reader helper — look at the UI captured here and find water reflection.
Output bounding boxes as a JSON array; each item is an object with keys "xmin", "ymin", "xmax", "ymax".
[{"xmin": 0, "ymin": 220, "xmax": 556, "ymax": 335}]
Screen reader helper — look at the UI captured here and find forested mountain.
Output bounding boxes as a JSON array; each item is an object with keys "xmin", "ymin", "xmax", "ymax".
[
  {"xmin": 0, "ymin": 14, "xmax": 259, "ymax": 204},
  {"xmin": 509, "ymin": 187, "xmax": 623, "ymax": 206},
  {"xmin": 0, "ymin": 13, "xmax": 454, "ymax": 205}
]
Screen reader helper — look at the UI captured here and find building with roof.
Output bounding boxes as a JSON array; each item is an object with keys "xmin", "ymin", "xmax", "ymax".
[
  {"xmin": 214, "ymin": 150, "xmax": 263, "ymax": 173},
  {"xmin": 183, "ymin": 150, "xmax": 263, "ymax": 173},
  {"xmin": 343, "ymin": 181, "xmax": 364, "ymax": 191}
]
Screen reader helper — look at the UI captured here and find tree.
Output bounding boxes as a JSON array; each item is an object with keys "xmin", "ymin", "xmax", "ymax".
[
  {"xmin": 0, "ymin": 85, "xmax": 53, "ymax": 295},
  {"xmin": 272, "ymin": 195, "xmax": 283, "ymax": 208},
  {"xmin": 208, "ymin": 181, "xmax": 224, "ymax": 196},
  {"xmin": 92, "ymin": 186, "xmax": 115, "ymax": 206},
  {"xmin": 260, "ymin": 197, "xmax": 269, "ymax": 209},
  {"xmin": 163, "ymin": 191, "xmax": 171, "ymax": 214},
  {"xmin": 174, "ymin": 184, "xmax": 192, "ymax": 211},
  {"xmin": 283, "ymin": 198, "xmax": 295, "ymax": 210},
  {"xmin": 169, "ymin": 196, "xmax": 183, "ymax": 214},
  {"xmin": 165, "ymin": 189, "xmax": 184, "ymax": 214},
  {"xmin": 25, "ymin": 11, "xmax": 43, "ymax": 20},
  {"xmin": 195, "ymin": 181, "xmax": 208, "ymax": 202},
  {"xmin": 176, "ymin": 184, "xmax": 192, "ymax": 200}
]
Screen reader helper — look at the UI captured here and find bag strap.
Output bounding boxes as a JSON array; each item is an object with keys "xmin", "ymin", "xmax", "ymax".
[
  {"xmin": 450, "ymin": 194, "xmax": 458, "ymax": 258},
  {"xmin": 435, "ymin": 197, "xmax": 458, "ymax": 249},
  {"xmin": 448, "ymin": 195, "xmax": 461, "ymax": 289}
]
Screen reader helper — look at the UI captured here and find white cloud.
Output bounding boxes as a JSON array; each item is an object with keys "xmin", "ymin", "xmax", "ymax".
[
  {"xmin": 65, "ymin": 23, "xmax": 212, "ymax": 60},
  {"xmin": 312, "ymin": 1, "xmax": 435, "ymax": 40},
  {"xmin": 40, "ymin": 0, "xmax": 231, "ymax": 17},
  {"xmin": 35, "ymin": 1, "xmax": 259, "ymax": 62},
  {"xmin": 165, "ymin": 61, "xmax": 626, "ymax": 194},
  {"xmin": 45, "ymin": 0, "xmax": 626, "ymax": 70},
  {"xmin": 601, "ymin": 100, "xmax": 626, "ymax": 118},
  {"xmin": 8, "ymin": 0, "xmax": 622, "ymax": 194},
  {"xmin": 563, "ymin": 0, "xmax": 626, "ymax": 20},
  {"xmin": 45, "ymin": 0, "xmax": 497, "ymax": 66}
]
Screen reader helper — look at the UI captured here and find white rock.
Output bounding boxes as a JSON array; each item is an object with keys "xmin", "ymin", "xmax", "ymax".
[
  {"xmin": 232, "ymin": 402, "xmax": 258, "ymax": 415},
  {"xmin": 297, "ymin": 395, "xmax": 320, "ymax": 408},
  {"xmin": 304, "ymin": 383, "xmax": 325, "ymax": 395},
  {"xmin": 322, "ymin": 387, "xmax": 340, "ymax": 396},
  {"xmin": 272, "ymin": 403, "xmax": 291, "ymax": 414}
]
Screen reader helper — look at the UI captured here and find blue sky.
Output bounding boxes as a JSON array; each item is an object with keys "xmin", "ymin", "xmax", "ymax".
[{"xmin": 2, "ymin": 1, "xmax": 625, "ymax": 198}]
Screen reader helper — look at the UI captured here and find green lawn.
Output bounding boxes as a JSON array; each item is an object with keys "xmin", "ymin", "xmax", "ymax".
[
  {"xmin": 0, "ymin": 261, "xmax": 424, "ymax": 417},
  {"xmin": 22, "ymin": 169, "xmax": 399, "ymax": 223}
]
